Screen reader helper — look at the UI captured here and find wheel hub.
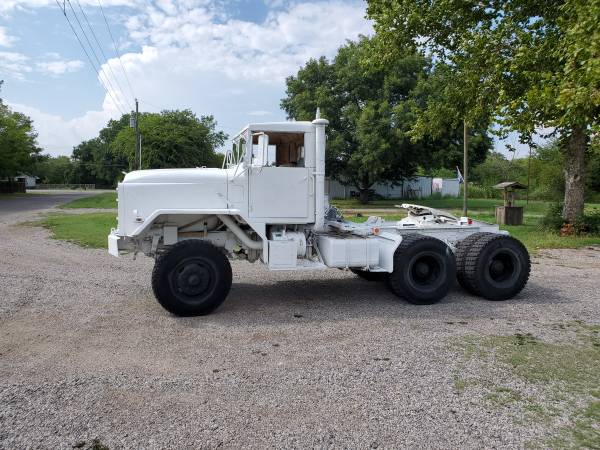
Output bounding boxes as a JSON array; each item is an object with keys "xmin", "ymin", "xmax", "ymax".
[
  {"xmin": 415, "ymin": 261, "xmax": 431, "ymax": 278},
  {"xmin": 490, "ymin": 260, "xmax": 505, "ymax": 276},
  {"xmin": 487, "ymin": 251, "xmax": 517, "ymax": 283},
  {"xmin": 176, "ymin": 264, "xmax": 210, "ymax": 296}
]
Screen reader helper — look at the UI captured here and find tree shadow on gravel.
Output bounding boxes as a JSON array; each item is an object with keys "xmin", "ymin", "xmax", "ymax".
[{"xmin": 177, "ymin": 278, "xmax": 569, "ymax": 326}]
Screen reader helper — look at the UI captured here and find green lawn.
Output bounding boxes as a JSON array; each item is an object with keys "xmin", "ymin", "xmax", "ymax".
[
  {"xmin": 41, "ymin": 212, "xmax": 116, "ymax": 248},
  {"xmin": 60, "ymin": 192, "xmax": 117, "ymax": 209}
]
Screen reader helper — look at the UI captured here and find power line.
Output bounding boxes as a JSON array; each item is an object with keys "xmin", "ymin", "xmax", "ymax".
[
  {"xmin": 138, "ymin": 99, "xmax": 168, "ymax": 111},
  {"xmin": 64, "ymin": 0, "xmax": 128, "ymax": 115},
  {"xmin": 97, "ymin": 0, "xmax": 136, "ymax": 103},
  {"xmin": 54, "ymin": 0, "xmax": 126, "ymax": 116},
  {"xmin": 74, "ymin": 0, "xmax": 133, "ymax": 111}
]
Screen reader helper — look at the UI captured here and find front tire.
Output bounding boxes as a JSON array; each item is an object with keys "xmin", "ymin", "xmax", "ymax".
[
  {"xmin": 152, "ymin": 240, "xmax": 232, "ymax": 316},
  {"xmin": 388, "ymin": 234, "xmax": 456, "ymax": 305}
]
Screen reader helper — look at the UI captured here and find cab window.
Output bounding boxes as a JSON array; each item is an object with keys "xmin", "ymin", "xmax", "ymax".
[{"xmin": 251, "ymin": 132, "xmax": 305, "ymax": 167}]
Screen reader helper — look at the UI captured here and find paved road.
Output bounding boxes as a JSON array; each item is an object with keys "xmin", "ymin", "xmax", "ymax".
[{"xmin": 0, "ymin": 191, "xmax": 96, "ymax": 216}]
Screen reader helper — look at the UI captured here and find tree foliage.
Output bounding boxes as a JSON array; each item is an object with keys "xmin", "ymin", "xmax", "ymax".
[
  {"xmin": 366, "ymin": 0, "xmax": 600, "ymax": 220},
  {"xmin": 110, "ymin": 110, "xmax": 226, "ymax": 170},
  {"xmin": 35, "ymin": 156, "xmax": 74, "ymax": 185},
  {"xmin": 281, "ymin": 37, "xmax": 490, "ymax": 202},
  {"xmin": 0, "ymin": 81, "xmax": 41, "ymax": 179}
]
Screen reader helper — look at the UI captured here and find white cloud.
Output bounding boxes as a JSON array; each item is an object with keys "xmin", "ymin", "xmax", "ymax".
[
  {"xmin": 0, "ymin": 51, "xmax": 30, "ymax": 80},
  {"xmin": 36, "ymin": 59, "xmax": 84, "ymax": 75},
  {"xmin": 8, "ymin": 0, "xmax": 372, "ymax": 155},
  {"xmin": 124, "ymin": 1, "xmax": 372, "ymax": 83},
  {"xmin": 0, "ymin": 0, "xmax": 139, "ymax": 16},
  {"xmin": 0, "ymin": 26, "xmax": 18, "ymax": 47},
  {"xmin": 8, "ymin": 102, "xmax": 112, "ymax": 156}
]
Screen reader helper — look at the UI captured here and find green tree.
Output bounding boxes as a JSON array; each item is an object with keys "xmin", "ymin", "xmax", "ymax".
[
  {"xmin": 367, "ymin": 0, "xmax": 600, "ymax": 222},
  {"xmin": 281, "ymin": 37, "xmax": 490, "ymax": 203},
  {"xmin": 0, "ymin": 81, "xmax": 41, "ymax": 181},
  {"xmin": 35, "ymin": 156, "xmax": 74, "ymax": 184},
  {"xmin": 110, "ymin": 110, "xmax": 226, "ymax": 170},
  {"xmin": 71, "ymin": 137, "xmax": 128, "ymax": 187}
]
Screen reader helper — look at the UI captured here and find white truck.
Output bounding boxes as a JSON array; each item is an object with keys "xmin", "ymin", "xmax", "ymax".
[{"xmin": 108, "ymin": 111, "xmax": 530, "ymax": 316}]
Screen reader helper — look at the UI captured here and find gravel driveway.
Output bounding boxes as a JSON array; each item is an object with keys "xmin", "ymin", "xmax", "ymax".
[{"xmin": 1, "ymin": 206, "xmax": 599, "ymax": 449}]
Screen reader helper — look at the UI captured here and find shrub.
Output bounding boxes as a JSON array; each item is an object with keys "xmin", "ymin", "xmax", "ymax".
[
  {"xmin": 540, "ymin": 203, "xmax": 600, "ymax": 235},
  {"xmin": 539, "ymin": 202, "xmax": 565, "ymax": 232},
  {"xmin": 573, "ymin": 209, "xmax": 600, "ymax": 235}
]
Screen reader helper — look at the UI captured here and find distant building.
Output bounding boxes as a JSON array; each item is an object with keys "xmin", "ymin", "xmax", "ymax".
[
  {"xmin": 326, "ymin": 176, "xmax": 460, "ymax": 199},
  {"xmin": 14, "ymin": 174, "xmax": 39, "ymax": 188}
]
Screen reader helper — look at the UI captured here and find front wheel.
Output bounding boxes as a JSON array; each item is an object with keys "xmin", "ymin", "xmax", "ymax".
[
  {"xmin": 388, "ymin": 234, "xmax": 456, "ymax": 305},
  {"xmin": 151, "ymin": 240, "xmax": 232, "ymax": 316}
]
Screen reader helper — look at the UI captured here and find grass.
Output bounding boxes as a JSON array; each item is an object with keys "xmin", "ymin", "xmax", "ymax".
[
  {"xmin": 338, "ymin": 197, "xmax": 600, "ymax": 251},
  {"xmin": 40, "ymin": 212, "xmax": 116, "ymax": 248},
  {"xmin": 454, "ymin": 322, "xmax": 600, "ymax": 448},
  {"xmin": 60, "ymin": 192, "xmax": 117, "ymax": 209}
]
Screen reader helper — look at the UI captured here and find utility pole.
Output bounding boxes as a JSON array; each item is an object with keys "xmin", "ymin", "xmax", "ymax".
[
  {"xmin": 526, "ymin": 142, "xmax": 536, "ymax": 205},
  {"xmin": 135, "ymin": 98, "xmax": 141, "ymax": 170},
  {"xmin": 463, "ymin": 119, "xmax": 469, "ymax": 216}
]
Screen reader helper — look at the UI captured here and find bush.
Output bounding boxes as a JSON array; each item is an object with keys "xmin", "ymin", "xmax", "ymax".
[
  {"xmin": 539, "ymin": 202, "xmax": 565, "ymax": 232},
  {"xmin": 573, "ymin": 209, "xmax": 600, "ymax": 235},
  {"xmin": 540, "ymin": 203, "xmax": 600, "ymax": 235}
]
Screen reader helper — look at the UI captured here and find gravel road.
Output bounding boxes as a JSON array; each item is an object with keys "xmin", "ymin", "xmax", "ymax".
[{"xmin": 1, "ymin": 206, "xmax": 599, "ymax": 449}]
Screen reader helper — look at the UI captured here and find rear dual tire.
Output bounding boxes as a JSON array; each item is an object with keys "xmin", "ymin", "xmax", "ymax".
[
  {"xmin": 388, "ymin": 235, "xmax": 456, "ymax": 305},
  {"xmin": 456, "ymin": 233, "xmax": 530, "ymax": 300}
]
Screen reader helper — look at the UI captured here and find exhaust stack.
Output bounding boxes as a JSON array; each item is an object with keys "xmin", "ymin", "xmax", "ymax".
[{"xmin": 312, "ymin": 108, "xmax": 329, "ymax": 231}]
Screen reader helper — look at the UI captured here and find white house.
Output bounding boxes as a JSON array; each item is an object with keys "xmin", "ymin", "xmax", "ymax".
[{"xmin": 14, "ymin": 174, "xmax": 39, "ymax": 188}]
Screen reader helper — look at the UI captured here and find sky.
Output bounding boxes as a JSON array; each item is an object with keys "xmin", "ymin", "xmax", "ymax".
[{"xmin": 0, "ymin": 0, "xmax": 534, "ymax": 159}]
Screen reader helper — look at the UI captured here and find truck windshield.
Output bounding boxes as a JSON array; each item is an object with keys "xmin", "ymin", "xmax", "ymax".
[{"xmin": 222, "ymin": 136, "xmax": 246, "ymax": 168}]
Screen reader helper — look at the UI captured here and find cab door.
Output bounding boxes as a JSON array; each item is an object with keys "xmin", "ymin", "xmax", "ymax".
[{"xmin": 248, "ymin": 166, "xmax": 310, "ymax": 219}]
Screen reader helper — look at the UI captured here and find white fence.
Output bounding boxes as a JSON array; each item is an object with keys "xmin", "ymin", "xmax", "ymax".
[{"xmin": 34, "ymin": 184, "xmax": 96, "ymax": 190}]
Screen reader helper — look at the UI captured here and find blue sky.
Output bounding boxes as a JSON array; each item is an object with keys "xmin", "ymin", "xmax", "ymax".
[{"xmin": 1, "ymin": 0, "xmax": 534, "ymax": 158}]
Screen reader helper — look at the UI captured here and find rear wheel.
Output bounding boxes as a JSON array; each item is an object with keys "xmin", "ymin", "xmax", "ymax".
[
  {"xmin": 388, "ymin": 234, "xmax": 456, "ymax": 305},
  {"xmin": 463, "ymin": 234, "xmax": 530, "ymax": 300},
  {"xmin": 152, "ymin": 240, "xmax": 232, "ymax": 316},
  {"xmin": 350, "ymin": 268, "xmax": 389, "ymax": 282}
]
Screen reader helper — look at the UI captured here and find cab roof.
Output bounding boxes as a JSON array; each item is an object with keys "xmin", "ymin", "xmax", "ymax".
[{"xmin": 233, "ymin": 121, "xmax": 314, "ymax": 140}]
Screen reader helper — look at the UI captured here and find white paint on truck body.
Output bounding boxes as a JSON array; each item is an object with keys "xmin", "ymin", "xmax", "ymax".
[{"xmin": 108, "ymin": 117, "xmax": 504, "ymax": 273}]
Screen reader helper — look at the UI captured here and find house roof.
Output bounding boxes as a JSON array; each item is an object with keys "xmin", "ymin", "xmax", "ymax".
[{"xmin": 493, "ymin": 181, "xmax": 527, "ymax": 190}]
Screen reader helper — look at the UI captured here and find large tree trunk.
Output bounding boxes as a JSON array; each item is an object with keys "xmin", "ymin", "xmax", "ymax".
[
  {"xmin": 358, "ymin": 175, "xmax": 371, "ymax": 204},
  {"xmin": 562, "ymin": 126, "xmax": 587, "ymax": 223}
]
